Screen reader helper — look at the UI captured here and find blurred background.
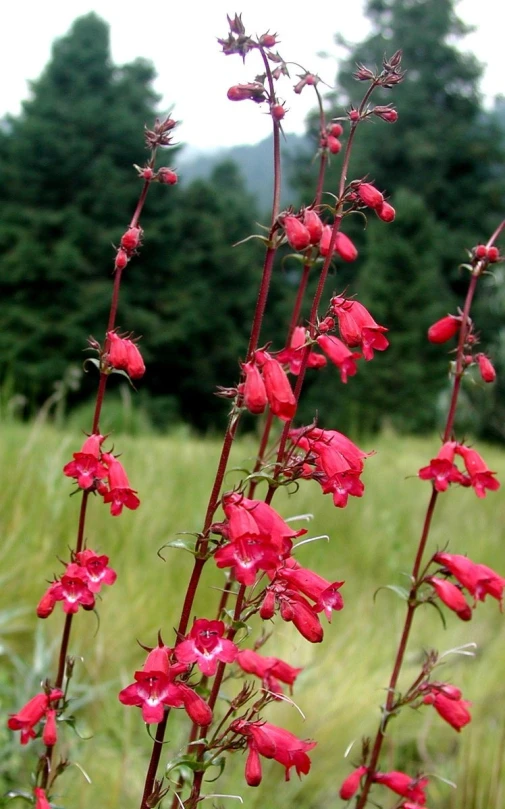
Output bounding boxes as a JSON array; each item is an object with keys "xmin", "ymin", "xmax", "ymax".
[{"xmin": 1, "ymin": 1, "xmax": 505, "ymax": 807}]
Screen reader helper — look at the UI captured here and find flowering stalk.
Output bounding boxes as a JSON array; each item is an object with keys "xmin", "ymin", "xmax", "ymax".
[
  {"xmin": 7, "ymin": 117, "xmax": 179, "ymax": 801},
  {"xmin": 350, "ymin": 222, "xmax": 505, "ymax": 809}
]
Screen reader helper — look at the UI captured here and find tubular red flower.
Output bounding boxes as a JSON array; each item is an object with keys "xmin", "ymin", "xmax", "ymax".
[
  {"xmin": 316, "ymin": 335, "xmax": 360, "ymax": 383},
  {"xmin": 255, "ymin": 351, "xmax": 296, "ymax": 421},
  {"xmin": 107, "ymin": 332, "xmax": 145, "ymax": 379},
  {"xmin": 331, "ymin": 296, "xmax": 389, "ymax": 360},
  {"xmin": 42, "ymin": 709, "xmax": 58, "ymax": 746},
  {"xmin": 376, "ymin": 200, "xmax": 396, "ymax": 222},
  {"xmin": 34, "ymin": 788, "xmax": 52, "ymax": 809},
  {"xmin": 453, "ymin": 444, "xmax": 500, "ymax": 498},
  {"xmin": 426, "ymin": 577, "xmax": 472, "ymax": 620},
  {"xmin": 283, "ymin": 215, "xmax": 311, "ymax": 251},
  {"xmin": 8, "ymin": 689, "xmax": 63, "ymax": 745},
  {"xmin": 434, "ymin": 551, "xmax": 505, "ymax": 606},
  {"xmin": 358, "ymin": 182, "xmax": 384, "ymax": 210},
  {"xmin": 373, "ymin": 771, "xmax": 428, "ymax": 804},
  {"xmin": 335, "ymin": 232, "xmax": 358, "ymax": 262},
  {"xmin": 418, "ymin": 441, "xmax": 468, "ymax": 491},
  {"xmin": 63, "ymin": 433, "xmax": 108, "ymax": 490},
  {"xmin": 242, "ymin": 361, "xmax": 268, "ymax": 414},
  {"xmin": 339, "ymin": 765, "xmax": 368, "ymax": 800},
  {"xmin": 427, "ymin": 315, "xmax": 461, "ymax": 343},
  {"xmin": 423, "ymin": 690, "xmax": 472, "ymax": 731},
  {"xmin": 175, "ymin": 618, "xmax": 238, "ymax": 676},
  {"xmin": 236, "ymin": 648, "xmax": 302, "ymax": 695},
  {"xmin": 102, "ymin": 454, "xmax": 140, "ymax": 516},
  {"xmin": 303, "ymin": 209, "xmax": 323, "ymax": 244},
  {"xmin": 231, "ymin": 719, "xmax": 316, "ymax": 783},
  {"xmin": 476, "ymin": 353, "xmax": 496, "ymax": 383},
  {"xmin": 276, "ymin": 326, "xmax": 326, "ymax": 375},
  {"xmin": 75, "ymin": 549, "xmax": 117, "ymax": 593}
]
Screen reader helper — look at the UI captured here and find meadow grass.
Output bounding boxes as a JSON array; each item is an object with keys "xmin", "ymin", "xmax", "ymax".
[{"xmin": 1, "ymin": 420, "xmax": 504, "ymax": 808}]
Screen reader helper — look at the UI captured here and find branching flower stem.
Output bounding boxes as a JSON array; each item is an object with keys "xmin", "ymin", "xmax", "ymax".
[{"xmin": 355, "ymin": 219, "xmax": 505, "ymax": 809}]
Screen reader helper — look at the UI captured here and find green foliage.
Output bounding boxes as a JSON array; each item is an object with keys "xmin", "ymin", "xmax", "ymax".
[
  {"xmin": 0, "ymin": 15, "xmax": 265, "ymax": 431},
  {"xmin": 291, "ymin": 0, "xmax": 505, "ymax": 437}
]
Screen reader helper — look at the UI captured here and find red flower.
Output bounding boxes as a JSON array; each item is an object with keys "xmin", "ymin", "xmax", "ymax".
[
  {"xmin": 276, "ymin": 327, "xmax": 326, "ymax": 375},
  {"xmin": 119, "ymin": 643, "xmax": 212, "ymax": 726},
  {"xmin": 42, "ymin": 709, "xmax": 58, "ymax": 746},
  {"xmin": 418, "ymin": 441, "xmax": 468, "ymax": 492},
  {"xmin": 426, "ymin": 577, "xmax": 472, "ymax": 621},
  {"xmin": 427, "ymin": 315, "xmax": 461, "ymax": 343},
  {"xmin": 236, "ymin": 648, "xmax": 302, "ymax": 695},
  {"xmin": 373, "ymin": 770, "xmax": 428, "ymax": 804},
  {"xmin": 283, "ymin": 215, "xmax": 311, "ymax": 251},
  {"xmin": 434, "ymin": 551, "xmax": 505, "ymax": 607},
  {"xmin": 255, "ymin": 351, "xmax": 296, "ymax": 421},
  {"xmin": 476, "ymin": 353, "xmax": 496, "ymax": 383},
  {"xmin": 376, "ymin": 200, "xmax": 396, "ymax": 222},
  {"xmin": 422, "ymin": 688, "xmax": 471, "ymax": 732},
  {"xmin": 157, "ymin": 167, "xmax": 178, "ymax": 185},
  {"xmin": 120, "ymin": 226, "xmax": 142, "ymax": 253},
  {"xmin": 75, "ymin": 549, "xmax": 117, "ymax": 593},
  {"xmin": 8, "ymin": 689, "xmax": 63, "ymax": 744},
  {"xmin": 303, "ymin": 209, "xmax": 323, "ymax": 244},
  {"xmin": 316, "ymin": 335, "xmax": 360, "ymax": 383},
  {"xmin": 357, "ymin": 182, "xmax": 384, "ymax": 210},
  {"xmin": 49, "ymin": 563, "xmax": 95, "ymax": 614},
  {"xmin": 242, "ymin": 361, "xmax": 268, "ymax": 414},
  {"xmin": 102, "ymin": 454, "xmax": 140, "ymax": 516},
  {"xmin": 331, "ymin": 296, "xmax": 389, "ymax": 360},
  {"xmin": 107, "ymin": 331, "xmax": 145, "ymax": 379},
  {"xmin": 231, "ymin": 719, "xmax": 316, "ymax": 785},
  {"xmin": 327, "ymin": 135, "xmax": 342, "ymax": 154},
  {"xmin": 175, "ymin": 618, "xmax": 238, "ymax": 676},
  {"xmin": 276, "ymin": 561, "xmax": 345, "ymax": 620},
  {"xmin": 34, "ymin": 788, "xmax": 52, "ymax": 809},
  {"xmin": 339, "ymin": 765, "xmax": 368, "ymax": 800},
  {"xmin": 455, "ymin": 444, "xmax": 500, "ymax": 498},
  {"xmin": 63, "ymin": 433, "xmax": 108, "ymax": 491},
  {"xmin": 335, "ymin": 232, "xmax": 358, "ymax": 262}
]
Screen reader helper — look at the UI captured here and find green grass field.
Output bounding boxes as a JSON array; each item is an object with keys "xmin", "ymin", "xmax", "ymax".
[{"xmin": 1, "ymin": 421, "xmax": 504, "ymax": 809}]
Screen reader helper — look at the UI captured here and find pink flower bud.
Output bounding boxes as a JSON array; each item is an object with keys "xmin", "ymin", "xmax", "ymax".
[
  {"xmin": 242, "ymin": 361, "xmax": 268, "ymax": 414},
  {"xmin": 34, "ymin": 788, "xmax": 52, "ymax": 809},
  {"xmin": 42, "ymin": 709, "xmax": 58, "ymax": 746},
  {"xmin": 335, "ymin": 232, "xmax": 358, "ymax": 262},
  {"xmin": 427, "ymin": 315, "xmax": 461, "ymax": 343},
  {"xmin": 487, "ymin": 246, "xmax": 500, "ymax": 262},
  {"xmin": 474, "ymin": 244, "xmax": 487, "ymax": 259},
  {"xmin": 427, "ymin": 577, "xmax": 472, "ymax": 621},
  {"xmin": 271, "ymin": 104, "xmax": 286, "ymax": 121},
  {"xmin": 107, "ymin": 332, "xmax": 145, "ymax": 379},
  {"xmin": 260, "ymin": 33, "xmax": 277, "ymax": 48},
  {"xmin": 358, "ymin": 182, "xmax": 384, "ymax": 210},
  {"xmin": 36, "ymin": 588, "xmax": 57, "ymax": 619},
  {"xmin": 476, "ymin": 353, "xmax": 496, "ymax": 383},
  {"xmin": 303, "ymin": 209, "xmax": 323, "ymax": 244},
  {"xmin": 349, "ymin": 109, "xmax": 360, "ymax": 122},
  {"xmin": 327, "ymin": 136, "xmax": 342, "ymax": 154},
  {"xmin": 376, "ymin": 200, "xmax": 396, "ymax": 222},
  {"xmin": 329, "ymin": 123, "xmax": 343, "ymax": 137},
  {"xmin": 339, "ymin": 766, "xmax": 368, "ymax": 800},
  {"xmin": 114, "ymin": 249, "xmax": 128, "ymax": 271},
  {"xmin": 283, "ymin": 215, "xmax": 311, "ymax": 251},
  {"xmin": 120, "ymin": 227, "xmax": 142, "ymax": 252},
  {"xmin": 227, "ymin": 83, "xmax": 265, "ymax": 102},
  {"xmin": 138, "ymin": 166, "xmax": 154, "ymax": 180},
  {"xmin": 374, "ymin": 107, "xmax": 398, "ymax": 122},
  {"xmin": 157, "ymin": 167, "xmax": 178, "ymax": 185}
]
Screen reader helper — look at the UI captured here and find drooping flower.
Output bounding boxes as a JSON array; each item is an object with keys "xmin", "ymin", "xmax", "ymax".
[
  {"xmin": 236, "ymin": 648, "xmax": 302, "ymax": 695},
  {"xmin": 427, "ymin": 315, "xmax": 461, "ymax": 344},
  {"xmin": 231, "ymin": 719, "xmax": 316, "ymax": 785},
  {"xmin": 34, "ymin": 788, "xmax": 52, "ymax": 809},
  {"xmin": 102, "ymin": 454, "xmax": 140, "ymax": 516},
  {"xmin": 426, "ymin": 577, "xmax": 472, "ymax": 621},
  {"xmin": 106, "ymin": 331, "xmax": 145, "ymax": 379},
  {"xmin": 422, "ymin": 686, "xmax": 471, "ymax": 732},
  {"xmin": 63, "ymin": 433, "xmax": 108, "ymax": 491},
  {"xmin": 476, "ymin": 353, "xmax": 496, "ymax": 383},
  {"xmin": 276, "ymin": 327, "xmax": 326, "ymax": 375},
  {"xmin": 433, "ymin": 551, "xmax": 505, "ymax": 607},
  {"xmin": 357, "ymin": 182, "xmax": 384, "ymax": 210},
  {"xmin": 335, "ymin": 232, "xmax": 358, "ymax": 262},
  {"xmin": 330, "ymin": 296, "xmax": 389, "ymax": 360},
  {"xmin": 339, "ymin": 765, "xmax": 368, "ymax": 800},
  {"xmin": 8, "ymin": 689, "xmax": 64, "ymax": 744},
  {"xmin": 454, "ymin": 444, "xmax": 500, "ymax": 498},
  {"xmin": 119, "ymin": 642, "xmax": 212, "ymax": 726},
  {"xmin": 376, "ymin": 200, "xmax": 396, "ymax": 222},
  {"xmin": 254, "ymin": 351, "xmax": 296, "ymax": 421},
  {"xmin": 42, "ymin": 708, "xmax": 58, "ymax": 746},
  {"xmin": 316, "ymin": 335, "xmax": 361, "ymax": 383},
  {"xmin": 283, "ymin": 215, "xmax": 311, "ymax": 251},
  {"xmin": 418, "ymin": 441, "xmax": 469, "ymax": 492},
  {"xmin": 175, "ymin": 618, "xmax": 238, "ymax": 676},
  {"xmin": 373, "ymin": 770, "xmax": 428, "ymax": 804},
  {"xmin": 242, "ymin": 361, "xmax": 268, "ymax": 414}
]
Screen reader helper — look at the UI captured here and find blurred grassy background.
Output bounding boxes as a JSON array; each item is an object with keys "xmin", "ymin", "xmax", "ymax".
[{"xmin": 0, "ymin": 419, "xmax": 504, "ymax": 809}]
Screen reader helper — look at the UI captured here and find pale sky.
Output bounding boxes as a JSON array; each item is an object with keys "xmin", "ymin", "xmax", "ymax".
[{"xmin": 1, "ymin": 0, "xmax": 502, "ymax": 151}]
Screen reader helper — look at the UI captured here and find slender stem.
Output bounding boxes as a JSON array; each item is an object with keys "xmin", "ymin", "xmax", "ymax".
[{"xmin": 354, "ymin": 225, "xmax": 505, "ymax": 808}]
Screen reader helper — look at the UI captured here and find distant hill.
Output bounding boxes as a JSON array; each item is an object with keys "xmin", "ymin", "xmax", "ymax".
[{"xmin": 178, "ymin": 133, "xmax": 311, "ymax": 214}]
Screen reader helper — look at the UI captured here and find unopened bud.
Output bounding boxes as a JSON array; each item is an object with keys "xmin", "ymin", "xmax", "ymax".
[
  {"xmin": 487, "ymin": 246, "xmax": 500, "ymax": 262},
  {"xmin": 476, "ymin": 353, "xmax": 496, "ymax": 383},
  {"xmin": 271, "ymin": 104, "xmax": 286, "ymax": 121},
  {"xmin": 376, "ymin": 200, "xmax": 396, "ymax": 222},
  {"xmin": 327, "ymin": 136, "xmax": 342, "ymax": 154},
  {"xmin": 474, "ymin": 244, "xmax": 487, "ymax": 259},
  {"xmin": 260, "ymin": 33, "xmax": 277, "ymax": 48},
  {"xmin": 427, "ymin": 315, "xmax": 461, "ymax": 344},
  {"xmin": 354, "ymin": 64, "xmax": 375, "ymax": 81},
  {"xmin": 318, "ymin": 317, "xmax": 335, "ymax": 333},
  {"xmin": 115, "ymin": 249, "xmax": 128, "ymax": 271},
  {"xmin": 374, "ymin": 106, "xmax": 398, "ymax": 123},
  {"xmin": 227, "ymin": 83, "xmax": 266, "ymax": 102},
  {"xmin": 328, "ymin": 123, "xmax": 343, "ymax": 137},
  {"xmin": 120, "ymin": 227, "xmax": 142, "ymax": 252},
  {"xmin": 137, "ymin": 166, "xmax": 154, "ymax": 180},
  {"xmin": 348, "ymin": 109, "xmax": 360, "ymax": 123},
  {"xmin": 157, "ymin": 167, "xmax": 178, "ymax": 185},
  {"xmin": 358, "ymin": 182, "xmax": 384, "ymax": 210}
]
